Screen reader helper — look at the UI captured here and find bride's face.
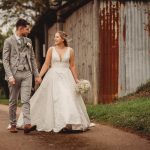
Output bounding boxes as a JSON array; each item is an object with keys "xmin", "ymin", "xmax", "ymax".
[{"xmin": 54, "ymin": 33, "xmax": 64, "ymax": 45}]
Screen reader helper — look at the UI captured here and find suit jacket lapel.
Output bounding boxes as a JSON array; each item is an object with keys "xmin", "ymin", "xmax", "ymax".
[
  {"xmin": 22, "ymin": 37, "xmax": 29, "ymax": 54},
  {"xmin": 11, "ymin": 35, "xmax": 19, "ymax": 55}
]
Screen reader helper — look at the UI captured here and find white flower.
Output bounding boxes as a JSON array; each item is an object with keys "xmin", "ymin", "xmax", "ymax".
[
  {"xmin": 26, "ymin": 42, "xmax": 32, "ymax": 48},
  {"xmin": 75, "ymin": 79, "xmax": 91, "ymax": 94}
]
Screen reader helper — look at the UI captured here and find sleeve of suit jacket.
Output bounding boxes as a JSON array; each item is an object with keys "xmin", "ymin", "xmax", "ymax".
[
  {"xmin": 30, "ymin": 40, "xmax": 39, "ymax": 77},
  {"xmin": 2, "ymin": 38, "xmax": 13, "ymax": 79}
]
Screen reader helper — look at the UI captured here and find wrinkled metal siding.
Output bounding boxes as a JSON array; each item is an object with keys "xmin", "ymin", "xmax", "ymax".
[
  {"xmin": 99, "ymin": 0, "xmax": 150, "ymax": 103},
  {"xmin": 99, "ymin": 0, "xmax": 119, "ymax": 103},
  {"xmin": 118, "ymin": 1, "xmax": 150, "ymax": 96}
]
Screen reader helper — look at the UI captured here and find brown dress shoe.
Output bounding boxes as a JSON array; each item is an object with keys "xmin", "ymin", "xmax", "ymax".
[
  {"xmin": 24, "ymin": 124, "xmax": 36, "ymax": 134},
  {"xmin": 9, "ymin": 125, "xmax": 18, "ymax": 133}
]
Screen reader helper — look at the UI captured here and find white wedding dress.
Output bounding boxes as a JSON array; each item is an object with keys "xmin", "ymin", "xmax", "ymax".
[{"xmin": 17, "ymin": 47, "xmax": 91, "ymax": 132}]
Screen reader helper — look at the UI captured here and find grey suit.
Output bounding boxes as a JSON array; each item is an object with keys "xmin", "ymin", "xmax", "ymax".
[{"xmin": 3, "ymin": 34, "xmax": 39, "ymax": 126}]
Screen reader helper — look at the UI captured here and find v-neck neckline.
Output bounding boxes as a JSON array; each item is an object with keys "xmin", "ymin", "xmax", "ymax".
[{"xmin": 54, "ymin": 47, "xmax": 68, "ymax": 62}]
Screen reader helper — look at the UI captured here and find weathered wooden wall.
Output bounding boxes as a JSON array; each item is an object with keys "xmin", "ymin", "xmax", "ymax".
[
  {"xmin": 47, "ymin": 1, "xmax": 100, "ymax": 104},
  {"xmin": 48, "ymin": 24, "xmax": 58, "ymax": 47},
  {"xmin": 63, "ymin": 1, "xmax": 99, "ymax": 103}
]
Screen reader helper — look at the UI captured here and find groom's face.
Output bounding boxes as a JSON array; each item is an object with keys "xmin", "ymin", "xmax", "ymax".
[{"xmin": 19, "ymin": 25, "xmax": 31, "ymax": 37}]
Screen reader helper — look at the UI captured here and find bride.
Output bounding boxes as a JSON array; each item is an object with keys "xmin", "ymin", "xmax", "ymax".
[{"xmin": 15, "ymin": 31, "xmax": 91, "ymax": 132}]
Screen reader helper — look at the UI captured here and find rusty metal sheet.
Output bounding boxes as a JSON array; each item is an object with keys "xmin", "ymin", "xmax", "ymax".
[{"xmin": 99, "ymin": 0, "xmax": 119, "ymax": 103}]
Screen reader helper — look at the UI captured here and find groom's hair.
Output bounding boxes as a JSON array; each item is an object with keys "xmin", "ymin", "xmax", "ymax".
[{"xmin": 16, "ymin": 18, "xmax": 30, "ymax": 29}]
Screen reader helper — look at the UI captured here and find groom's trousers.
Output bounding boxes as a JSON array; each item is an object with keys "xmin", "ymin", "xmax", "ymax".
[{"xmin": 9, "ymin": 70, "xmax": 32, "ymax": 126}]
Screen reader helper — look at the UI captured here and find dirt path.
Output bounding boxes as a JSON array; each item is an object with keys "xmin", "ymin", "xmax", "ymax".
[{"xmin": 0, "ymin": 104, "xmax": 150, "ymax": 150}]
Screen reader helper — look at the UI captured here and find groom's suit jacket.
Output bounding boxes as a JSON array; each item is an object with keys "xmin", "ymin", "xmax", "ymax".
[{"xmin": 3, "ymin": 34, "xmax": 39, "ymax": 80}]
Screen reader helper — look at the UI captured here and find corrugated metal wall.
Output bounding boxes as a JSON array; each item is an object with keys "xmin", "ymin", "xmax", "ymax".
[
  {"xmin": 99, "ymin": 0, "xmax": 119, "ymax": 103},
  {"xmin": 99, "ymin": 0, "xmax": 150, "ymax": 101},
  {"xmin": 118, "ymin": 1, "xmax": 150, "ymax": 97}
]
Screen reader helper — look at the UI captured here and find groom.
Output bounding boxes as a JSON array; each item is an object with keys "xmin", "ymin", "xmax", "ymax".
[{"xmin": 3, "ymin": 18, "xmax": 41, "ymax": 133}]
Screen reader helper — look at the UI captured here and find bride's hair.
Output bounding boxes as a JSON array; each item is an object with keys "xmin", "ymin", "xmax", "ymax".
[{"xmin": 57, "ymin": 31, "xmax": 68, "ymax": 46}]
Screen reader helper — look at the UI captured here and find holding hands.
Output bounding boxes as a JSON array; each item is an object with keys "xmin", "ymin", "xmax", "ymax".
[
  {"xmin": 35, "ymin": 76, "xmax": 42, "ymax": 84},
  {"xmin": 8, "ymin": 76, "xmax": 16, "ymax": 85},
  {"xmin": 8, "ymin": 76, "xmax": 42, "ymax": 85}
]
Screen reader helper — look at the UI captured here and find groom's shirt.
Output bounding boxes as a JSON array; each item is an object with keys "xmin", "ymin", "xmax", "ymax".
[{"xmin": 14, "ymin": 33, "xmax": 22, "ymax": 44}]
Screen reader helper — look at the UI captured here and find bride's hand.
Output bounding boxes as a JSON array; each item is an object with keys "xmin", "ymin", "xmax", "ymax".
[
  {"xmin": 75, "ymin": 79, "xmax": 80, "ymax": 84},
  {"xmin": 35, "ymin": 76, "xmax": 42, "ymax": 84}
]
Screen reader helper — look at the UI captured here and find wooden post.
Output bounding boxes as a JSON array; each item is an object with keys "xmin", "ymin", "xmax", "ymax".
[
  {"xmin": 56, "ymin": 11, "xmax": 64, "ymax": 30},
  {"xmin": 44, "ymin": 23, "xmax": 48, "ymax": 51},
  {"xmin": 92, "ymin": 0, "xmax": 100, "ymax": 104},
  {"xmin": 34, "ymin": 35, "xmax": 41, "ymax": 69}
]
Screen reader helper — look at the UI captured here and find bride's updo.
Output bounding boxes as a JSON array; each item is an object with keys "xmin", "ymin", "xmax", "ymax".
[{"xmin": 57, "ymin": 31, "xmax": 68, "ymax": 46}]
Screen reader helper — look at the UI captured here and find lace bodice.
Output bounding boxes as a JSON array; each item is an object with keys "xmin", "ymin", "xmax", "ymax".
[{"xmin": 51, "ymin": 47, "xmax": 70, "ymax": 68}]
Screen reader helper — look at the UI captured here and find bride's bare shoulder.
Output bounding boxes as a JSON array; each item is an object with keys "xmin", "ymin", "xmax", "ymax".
[
  {"xmin": 68, "ymin": 47, "xmax": 74, "ymax": 53},
  {"xmin": 47, "ymin": 46, "xmax": 54, "ymax": 53},
  {"xmin": 48, "ymin": 46, "xmax": 54, "ymax": 50}
]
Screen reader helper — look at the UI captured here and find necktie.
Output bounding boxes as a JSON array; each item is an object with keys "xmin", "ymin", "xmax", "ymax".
[{"xmin": 19, "ymin": 37, "xmax": 24, "ymax": 46}]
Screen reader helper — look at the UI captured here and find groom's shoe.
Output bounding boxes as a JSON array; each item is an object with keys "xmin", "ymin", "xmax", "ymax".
[
  {"xmin": 9, "ymin": 125, "xmax": 18, "ymax": 133},
  {"xmin": 24, "ymin": 124, "xmax": 36, "ymax": 134}
]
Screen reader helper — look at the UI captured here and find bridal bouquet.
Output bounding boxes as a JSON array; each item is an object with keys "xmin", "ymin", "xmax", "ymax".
[{"xmin": 75, "ymin": 79, "xmax": 91, "ymax": 94}]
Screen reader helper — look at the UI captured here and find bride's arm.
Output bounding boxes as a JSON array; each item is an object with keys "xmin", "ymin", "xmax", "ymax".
[
  {"xmin": 69, "ymin": 48, "xmax": 79, "ymax": 83},
  {"xmin": 39, "ymin": 47, "xmax": 52, "ymax": 78}
]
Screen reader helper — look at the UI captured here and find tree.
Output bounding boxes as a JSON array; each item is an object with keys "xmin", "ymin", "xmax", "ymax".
[
  {"xmin": 0, "ymin": 0, "xmax": 71, "ymax": 98},
  {"xmin": 0, "ymin": 30, "xmax": 10, "ymax": 98},
  {"xmin": 0, "ymin": 0, "xmax": 70, "ymax": 29},
  {"xmin": 0, "ymin": 0, "xmax": 50, "ymax": 27}
]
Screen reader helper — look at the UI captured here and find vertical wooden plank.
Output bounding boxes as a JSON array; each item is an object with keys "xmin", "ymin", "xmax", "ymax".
[
  {"xmin": 92, "ymin": 0, "xmax": 100, "ymax": 104},
  {"xmin": 48, "ymin": 24, "xmax": 57, "ymax": 47},
  {"xmin": 34, "ymin": 36, "xmax": 41, "ymax": 69},
  {"xmin": 44, "ymin": 23, "xmax": 48, "ymax": 51},
  {"xmin": 63, "ymin": 1, "xmax": 94, "ymax": 103}
]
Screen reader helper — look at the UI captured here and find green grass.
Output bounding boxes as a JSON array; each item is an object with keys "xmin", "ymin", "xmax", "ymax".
[
  {"xmin": 87, "ymin": 97, "xmax": 150, "ymax": 137},
  {"xmin": 0, "ymin": 99, "xmax": 22, "ymax": 106},
  {"xmin": 0, "ymin": 99, "xmax": 9, "ymax": 105}
]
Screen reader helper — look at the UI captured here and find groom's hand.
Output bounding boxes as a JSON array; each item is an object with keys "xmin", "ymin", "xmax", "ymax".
[{"xmin": 8, "ymin": 76, "xmax": 16, "ymax": 85}]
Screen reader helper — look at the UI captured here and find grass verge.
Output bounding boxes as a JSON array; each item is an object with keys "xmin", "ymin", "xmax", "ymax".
[
  {"xmin": 0, "ymin": 99, "xmax": 9, "ymax": 105},
  {"xmin": 0, "ymin": 99, "xmax": 21, "ymax": 106},
  {"xmin": 87, "ymin": 97, "xmax": 150, "ymax": 138}
]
